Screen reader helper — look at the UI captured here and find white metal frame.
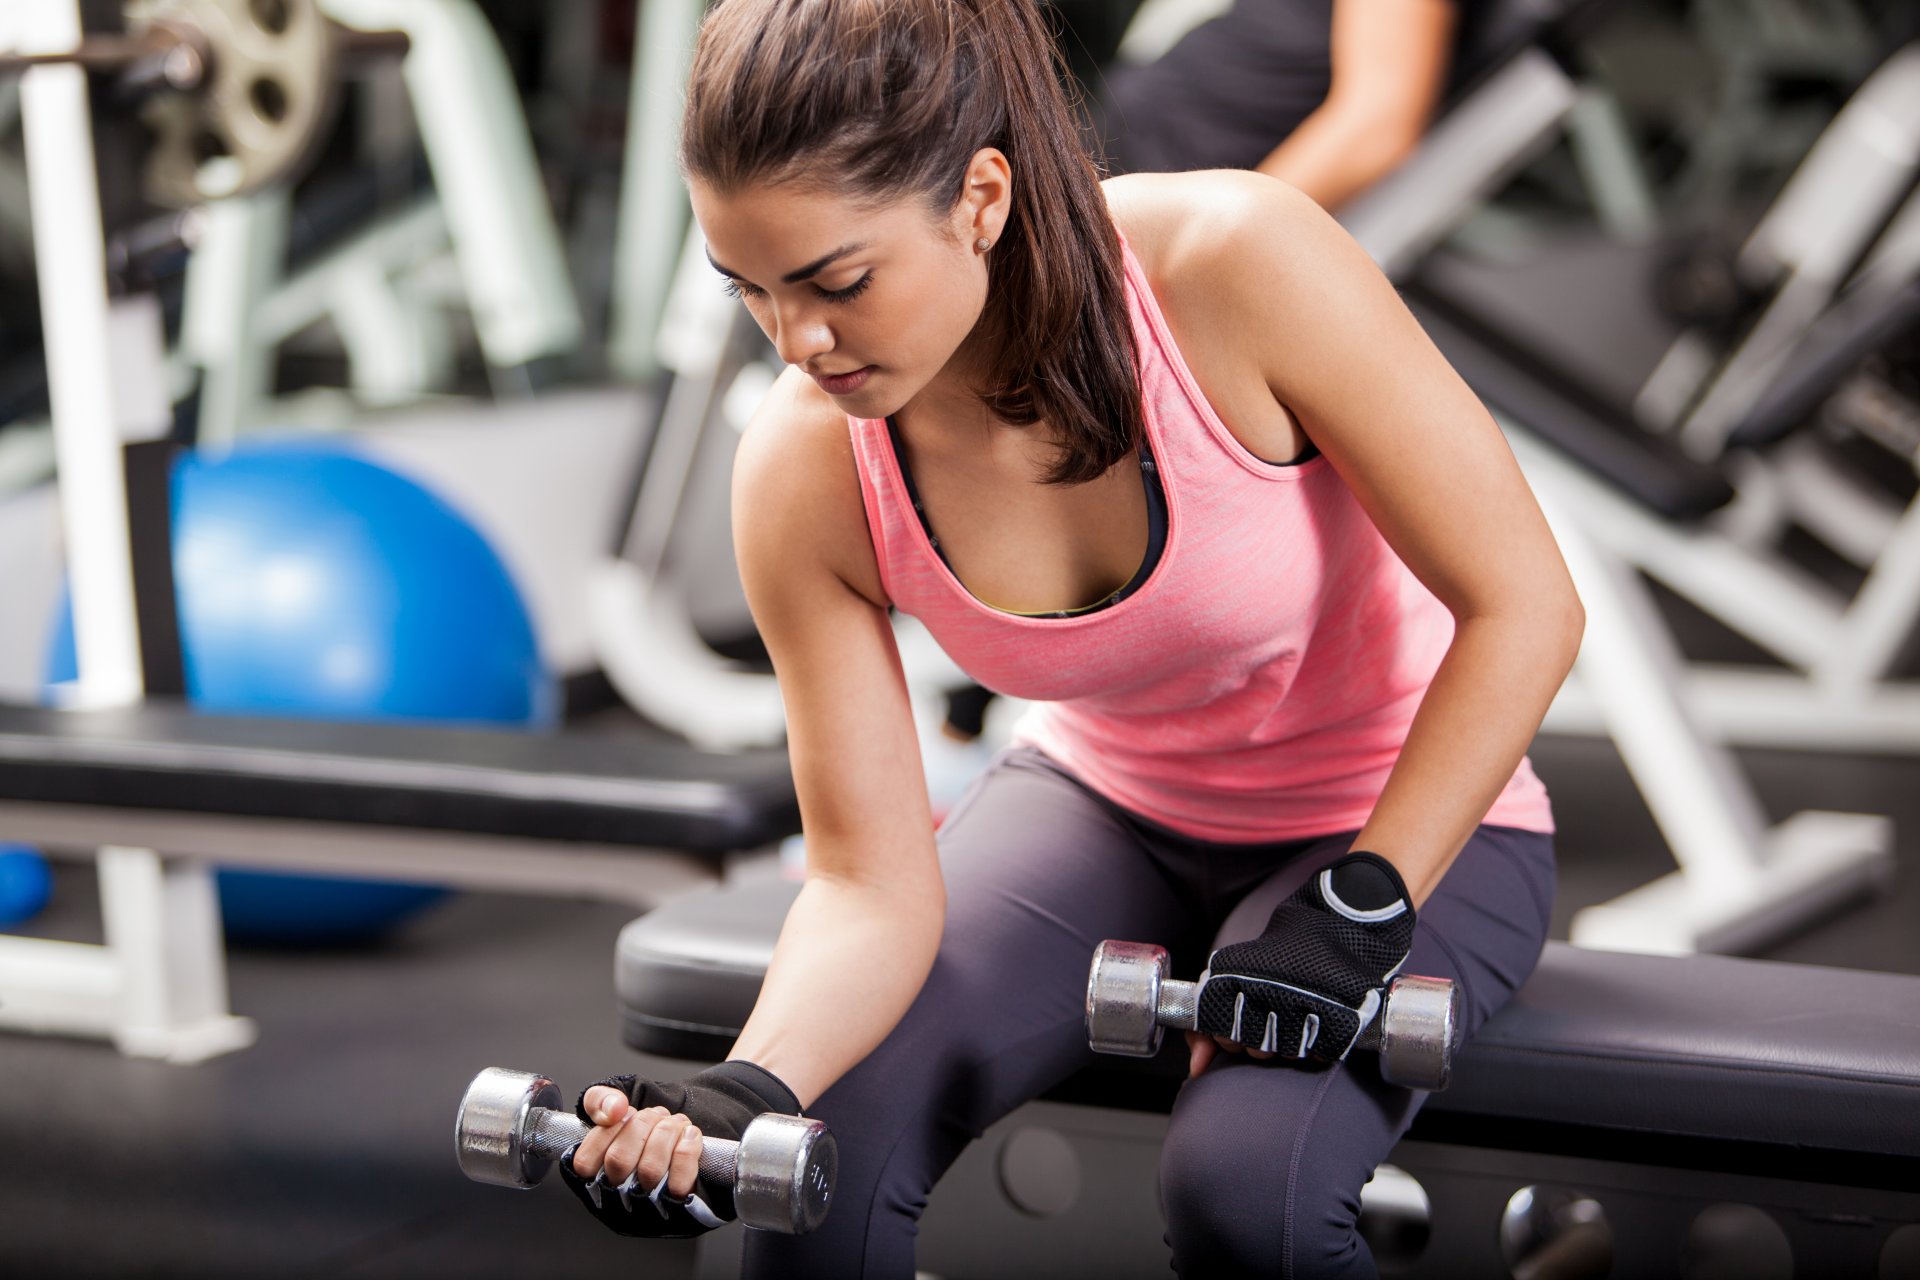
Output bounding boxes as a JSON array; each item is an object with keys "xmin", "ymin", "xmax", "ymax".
[
  {"xmin": 1341, "ymin": 20, "xmax": 1899, "ymax": 950},
  {"xmin": 1554, "ymin": 174, "xmax": 1920, "ymax": 754},
  {"xmin": 590, "ymin": 220, "xmax": 789, "ymax": 753},
  {"xmin": 320, "ymin": 0, "xmax": 580, "ymax": 371},
  {"xmin": 1516, "ymin": 432, "xmax": 1894, "ymax": 954},
  {"xmin": 2, "ymin": 0, "xmax": 254, "ymax": 1063},
  {"xmin": 179, "ymin": 0, "xmax": 585, "ymax": 445},
  {"xmin": 607, "ymin": 0, "xmax": 703, "ymax": 383},
  {"xmin": 1529, "ymin": 383, "xmax": 1920, "ymax": 755}
]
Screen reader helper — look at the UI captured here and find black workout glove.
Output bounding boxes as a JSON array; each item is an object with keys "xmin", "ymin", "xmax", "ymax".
[
  {"xmin": 555, "ymin": 1059, "xmax": 802, "ymax": 1239},
  {"xmin": 1195, "ymin": 852, "xmax": 1416, "ymax": 1066}
]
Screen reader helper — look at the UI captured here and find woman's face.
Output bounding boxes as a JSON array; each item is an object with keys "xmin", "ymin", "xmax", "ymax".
[{"xmin": 689, "ymin": 154, "xmax": 1008, "ymax": 419}]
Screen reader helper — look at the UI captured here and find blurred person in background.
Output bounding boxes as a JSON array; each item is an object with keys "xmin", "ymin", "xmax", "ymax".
[{"xmin": 1093, "ymin": 0, "xmax": 1463, "ymax": 212}]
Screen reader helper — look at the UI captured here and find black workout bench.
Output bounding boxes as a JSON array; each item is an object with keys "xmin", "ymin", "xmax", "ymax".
[
  {"xmin": 0, "ymin": 701, "xmax": 799, "ymax": 1057},
  {"xmin": 0, "ymin": 702, "xmax": 799, "ymax": 904},
  {"xmin": 615, "ymin": 878, "xmax": 1920, "ymax": 1279}
]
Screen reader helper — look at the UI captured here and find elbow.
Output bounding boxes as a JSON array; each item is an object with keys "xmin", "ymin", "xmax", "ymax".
[
  {"xmin": 1366, "ymin": 131, "xmax": 1424, "ymax": 185},
  {"xmin": 1460, "ymin": 585, "xmax": 1584, "ymax": 680},
  {"xmin": 1552, "ymin": 588, "xmax": 1586, "ymax": 680},
  {"xmin": 1328, "ymin": 112, "xmax": 1427, "ymax": 191}
]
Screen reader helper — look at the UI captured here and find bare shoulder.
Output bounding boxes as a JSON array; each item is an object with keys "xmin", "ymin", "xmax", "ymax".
[
  {"xmin": 1103, "ymin": 170, "xmax": 1362, "ymax": 317},
  {"xmin": 1105, "ymin": 167, "xmax": 1405, "ymax": 393},
  {"xmin": 733, "ymin": 366, "xmax": 889, "ymax": 608},
  {"xmin": 1102, "ymin": 170, "xmax": 1281, "ymax": 262}
]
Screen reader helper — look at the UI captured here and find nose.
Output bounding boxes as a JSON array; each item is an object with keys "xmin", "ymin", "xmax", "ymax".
[{"xmin": 770, "ymin": 304, "xmax": 834, "ymax": 369}]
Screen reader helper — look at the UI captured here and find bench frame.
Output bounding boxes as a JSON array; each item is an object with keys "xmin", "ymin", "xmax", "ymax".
[{"xmin": 0, "ymin": 797, "xmax": 728, "ymax": 1062}]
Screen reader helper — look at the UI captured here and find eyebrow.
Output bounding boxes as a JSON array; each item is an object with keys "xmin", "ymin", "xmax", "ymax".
[{"xmin": 705, "ymin": 242, "xmax": 870, "ymax": 286}]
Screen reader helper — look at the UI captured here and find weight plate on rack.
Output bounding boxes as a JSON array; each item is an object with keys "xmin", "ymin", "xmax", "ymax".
[{"xmin": 132, "ymin": 0, "xmax": 339, "ymax": 207}]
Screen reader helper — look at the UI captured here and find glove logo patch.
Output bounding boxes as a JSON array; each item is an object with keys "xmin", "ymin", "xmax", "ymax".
[{"xmin": 1319, "ymin": 868, "xmax": 1410, "ymax": 924}]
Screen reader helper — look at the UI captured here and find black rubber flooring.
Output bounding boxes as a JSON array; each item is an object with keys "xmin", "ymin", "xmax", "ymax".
[{"xmin": 1, "ymin": 718, "xmax": 1915, "ymax": 1278}]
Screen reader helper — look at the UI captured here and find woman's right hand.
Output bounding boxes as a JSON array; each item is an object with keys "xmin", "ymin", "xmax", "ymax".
[
  {"xmin": 569, "ymin": 1085, "xmax": 705, "ymax": 1205},
  {"xmin": 555, "ymin": 1062, "xmax": 801, "ymax": 1238}
]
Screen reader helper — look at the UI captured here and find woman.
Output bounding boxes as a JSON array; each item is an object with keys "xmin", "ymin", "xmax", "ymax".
[{"xmin": 562, "ymin": 1, "xmax": 1582, "ymax": 1275}]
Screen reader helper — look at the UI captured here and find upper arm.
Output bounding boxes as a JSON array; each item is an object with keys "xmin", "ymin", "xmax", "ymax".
[
  {"xmin": 732, "ymin": 371, "xmax": 941, "ymax": 891},
  {"xmin": 1325, "ymin": 0, "xmax": 1458, "ymax": 149},
  {"xmin": 1197, "ymin": 177, "xmax": 1576, "ymax": 624}
]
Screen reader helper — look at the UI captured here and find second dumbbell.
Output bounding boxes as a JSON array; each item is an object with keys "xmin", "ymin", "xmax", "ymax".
[
  {"xmin": 1085, "ymin": 940, "xmax": 1459, "ymax": 1091},
  {"xmin": 456, "ymin": 1067, "xmax": 837, "ymax": 1234}
]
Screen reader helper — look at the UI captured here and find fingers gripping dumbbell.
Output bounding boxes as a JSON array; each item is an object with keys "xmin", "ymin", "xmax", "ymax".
[
  {"xmin": 1085, "ymin": 940, "xmax": 1460, "ymax": 1091},
  {"xmin": 455, "ymin": 1068, "xmax": 838, "ymax": 1235}
]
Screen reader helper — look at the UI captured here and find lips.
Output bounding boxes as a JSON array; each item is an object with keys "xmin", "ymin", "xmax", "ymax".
[{"xmin": 812, "ymin": 365, "xmax": 875, "ymax": 395}]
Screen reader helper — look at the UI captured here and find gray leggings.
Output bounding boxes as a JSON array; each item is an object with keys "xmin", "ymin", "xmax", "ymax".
[{"xmin": 741, "ymin": 747, "xmax": 1555, "ymax": 1278}]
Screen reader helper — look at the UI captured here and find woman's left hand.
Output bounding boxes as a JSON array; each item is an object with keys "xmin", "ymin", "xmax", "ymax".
[{"xmin": 1186, "ymin": 852, "xmax": 1416, "ymax": 1077}]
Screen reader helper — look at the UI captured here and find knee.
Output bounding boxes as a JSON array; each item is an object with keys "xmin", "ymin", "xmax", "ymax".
[{"xmin": 1160, "ymin": 1125, "xmax": 1367, "ymax": 1278}]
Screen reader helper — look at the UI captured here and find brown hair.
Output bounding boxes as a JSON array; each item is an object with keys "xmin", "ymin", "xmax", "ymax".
[{"xmin": 681, "ymin": 0, "xmax": 1143, "ymax": 485}]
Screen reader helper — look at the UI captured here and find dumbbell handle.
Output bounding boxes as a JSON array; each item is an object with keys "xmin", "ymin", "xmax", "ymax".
[
  {"xmin": 522, "ymin": 1107, "xmax": 742, "ymax": 1188},
  {"xmin": 1153, "ymin": 978, "xmax": 1385, "ymax": 1051}
]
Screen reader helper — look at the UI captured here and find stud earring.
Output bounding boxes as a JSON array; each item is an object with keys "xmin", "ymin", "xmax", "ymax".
[{"xmin": 975, "ymin": 236, "xmax": 992, "ymax": 253}]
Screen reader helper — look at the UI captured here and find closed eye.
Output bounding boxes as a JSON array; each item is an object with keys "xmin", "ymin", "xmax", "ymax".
[
  {"xmin": 818, "ymin": 273, "xmax": 873, "ymax": 304},
  {"xmin": 721, "ymin": 274, "xmax": 874, "ymax": 304}
]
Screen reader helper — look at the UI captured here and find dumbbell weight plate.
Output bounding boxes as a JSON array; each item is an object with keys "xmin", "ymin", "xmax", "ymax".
[
  {"xmin": 1377, "ymin": 974, "xmax": 1458, "ymax": 1093},
  {"xmin": 132, "ymin": 0, "xmax": 340, "ymax": 206},
  {"xmin": 1086, "ymin": 939, "xmax": 1173, "ymax": 1058},
  {"xmin": 736, "ymin": 1115, "xmax": 839, "ymax": 1236},
  {"xmin": 456, "ymin": 1067, "xmax": 564, "ymax": 1190}
]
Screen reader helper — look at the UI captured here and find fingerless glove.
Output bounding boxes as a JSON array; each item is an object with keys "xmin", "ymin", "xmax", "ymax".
[
  {"xmin": 1196, "ymin": 852, "xmax": 1416, "ymax": 1065},
  {"xmin": 556, "ymin": 1059, "xmax": 802, "ymax": 1239}
]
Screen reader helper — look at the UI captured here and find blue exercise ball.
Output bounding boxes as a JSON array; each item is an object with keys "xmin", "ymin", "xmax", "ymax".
[
  {"xmin": 0, "ymin": 845, "xmax": 53, "ymax": 926},
  {"xmin": 49, "ymin": 437, "xmax": 558, "ymax": 944}
]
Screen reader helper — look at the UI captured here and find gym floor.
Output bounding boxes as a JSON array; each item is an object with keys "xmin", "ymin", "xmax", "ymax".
[{"xmin": 1, "ymin": 677, "xmax": 1916, "ymax": 1279}]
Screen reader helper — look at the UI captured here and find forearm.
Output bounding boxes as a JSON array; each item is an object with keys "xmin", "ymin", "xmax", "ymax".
[
  {"xmin": 1355, "ymin": 610, "xmax": 1581, "ymax": 906},
  {"xmin": 726, "ymin": 871, "xmax": 945, "ymax": 1109},
  {"xmin": 1255, "ymin": 106, "xmax": 1419, "ymax": 212}
]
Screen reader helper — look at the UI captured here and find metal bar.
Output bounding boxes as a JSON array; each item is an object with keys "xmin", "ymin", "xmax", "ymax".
[
  {"xmin": 0, "ymin": 799, "xmax": 727, "ymax": 907},
  {"xmin": 608, "ymin": 0, "xmax": 703, "ymax": 382},
  {"xmin": 1340, "ymin": 49, "xmax": 1579, "ymax": 280}
]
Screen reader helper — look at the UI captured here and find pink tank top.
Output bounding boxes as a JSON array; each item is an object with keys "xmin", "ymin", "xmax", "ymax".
[{"xmin": 849, "ymin": 232, "xmax": 1554, "ymax": 842}]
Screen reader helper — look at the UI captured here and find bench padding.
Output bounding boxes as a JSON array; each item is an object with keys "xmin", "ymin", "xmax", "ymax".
[
  {"xmin": 615, "ymin": 878, "xmax": 1920, "ymax": 1160},
  {"xmin": 0, "ymin": 703, "xmax": 799, "ymax": 853}
]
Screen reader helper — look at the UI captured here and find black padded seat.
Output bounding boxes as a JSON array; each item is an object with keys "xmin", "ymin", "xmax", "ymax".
[
  {"xmin": 615, "ymin": 878, "xmax": 1920, "ymax": 1168},
  {"xmin": 1404, "ymin": 287, "xmax": 1739, "ymax": 522},
  {"xmin": 0, "ymin": 702, "xmax": 798, "ymax": 853}
]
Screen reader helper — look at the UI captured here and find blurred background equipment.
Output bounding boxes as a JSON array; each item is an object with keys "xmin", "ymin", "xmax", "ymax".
[
  {"xmin": 44, "ymin": 438, "xmax": 558, "ymax": 944},
  {"xmin": 1, "ymin": 0, "xmax": 1919, "ymax": 1275},
  {"xmin": 0, "ymin": 0, "xmax": 358, "ymax": 208}
]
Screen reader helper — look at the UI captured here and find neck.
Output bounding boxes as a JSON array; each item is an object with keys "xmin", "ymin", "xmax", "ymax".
[{"xmin": 896, "ymin": 326, "xmax": 1001, "ymax": 445}]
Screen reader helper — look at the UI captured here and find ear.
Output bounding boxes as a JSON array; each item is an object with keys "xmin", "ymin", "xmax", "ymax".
[{"xmin": 955, "ymin": 147, "xmax": 1013, "ymax": 245}]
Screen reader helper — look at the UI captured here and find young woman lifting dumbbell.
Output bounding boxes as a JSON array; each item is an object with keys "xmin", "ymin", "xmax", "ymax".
[{"xmin": 560, "ymin": 2, "xmax": 1582, "ymax": 1275}]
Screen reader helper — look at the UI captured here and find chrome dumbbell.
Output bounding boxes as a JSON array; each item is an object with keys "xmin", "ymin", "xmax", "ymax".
[
  {"xmin": 1085, "ymin": 940, "xmax": 1460, "ymax": 1091},
  {"xmin": 455, "ymin": 1068, "xmax": 837, "ymax": 1235}
]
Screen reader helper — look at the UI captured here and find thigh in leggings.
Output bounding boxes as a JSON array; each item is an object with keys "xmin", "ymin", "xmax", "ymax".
[
  {"xmin": 742, "ymin": 748, "xmax": 1206, "ymax": 1280},
  {"xmin": 1160, "ymin": 825, "xmax": 1556, "ymax": 1279}
]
